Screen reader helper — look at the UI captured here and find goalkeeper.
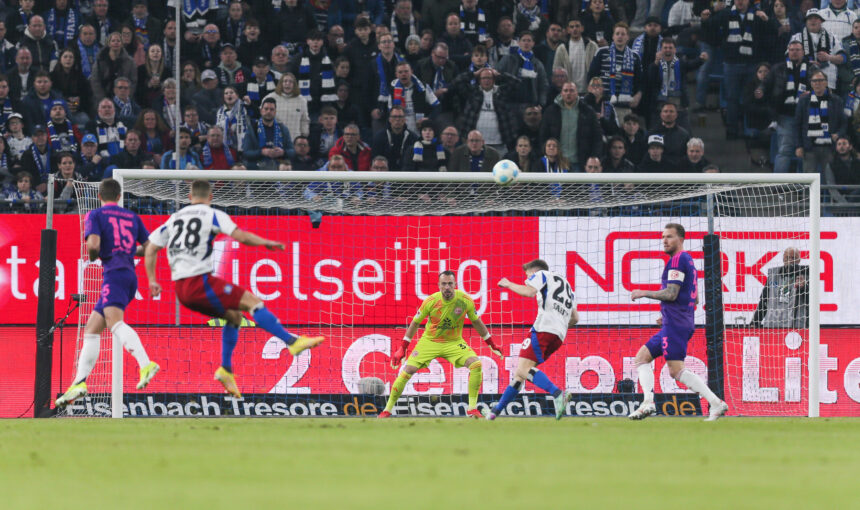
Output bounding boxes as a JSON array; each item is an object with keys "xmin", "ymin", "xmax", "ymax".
[{"xmin": 378, "ymin": 271, "xmax": 503, "ymax": 419}]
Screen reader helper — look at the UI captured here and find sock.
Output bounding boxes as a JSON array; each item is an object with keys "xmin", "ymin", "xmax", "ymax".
[
  {"xmin": 678, "ymin": 369, "xmax": 720, "ymax": 407},
  {"xmin": 384, "ymin": 371, "xmax": 412, "ymax": 412},
  {"xmin": 492, "ymin": 380, "xmax": 522, "ymax": 415},
  {"xmin": 111, "ymin": 321, "xmax": 150, "ymax": 368},
  {"xmin": 252, "ymin": 305, "xmax": 297, "ymax": 345},
  {"xmin": 637, "ymin": 362, "xmax": 655, "ymax": 403},
  {"xmin": 221, "ymin": 324, "xmax": 239, "ymax": 372},
  {"xmin": 73, "ymin": 333, "xmax": 100, "ymax": 384},
  {"xmin": 528, "ymin": 368, "xmax": 561, "ymax": 398},
  {"xmin": 468, "ymin": 360, "xmax": 482, "ymax": 409}
]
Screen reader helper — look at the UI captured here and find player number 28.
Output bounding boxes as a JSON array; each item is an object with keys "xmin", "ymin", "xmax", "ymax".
[{"xmin": 169, "ymin": 218, "xmax": 203, "ymax": 250}]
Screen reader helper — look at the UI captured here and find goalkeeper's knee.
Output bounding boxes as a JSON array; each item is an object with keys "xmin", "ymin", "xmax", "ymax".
[{"xmin": 469, "ymin": 360, "xmax": 482, "ymax": 372}]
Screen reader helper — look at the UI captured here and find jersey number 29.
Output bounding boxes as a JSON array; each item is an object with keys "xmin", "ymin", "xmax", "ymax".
[{"xmin": 551, "ymin": 275, "xmax": 573, "ymax": 310}]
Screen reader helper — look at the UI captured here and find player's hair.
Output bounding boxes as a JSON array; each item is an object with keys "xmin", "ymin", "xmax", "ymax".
[
  {"xmin": 439, "ymin": 270, "xmax": 456, "ymax": 280},
  {"xmin": 99, "ymin": 178, "xmax": 122, "ymax": 201},
  {"xmin": 522, "ymin": 259, "xmax": 549, "ymax": 272},
  {"xmin": 665, "ymin": 223, "xmax": 686, "ymax": 238},
  {"xmin": 191, "ymin": 180, "xmax": 212, "ymax": 198}
]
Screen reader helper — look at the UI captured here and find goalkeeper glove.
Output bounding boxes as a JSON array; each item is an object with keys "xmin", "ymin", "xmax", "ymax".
[
  {"xmin": 391, "ymin": 339, "xmax": 410, "ymax": 369},
  {"xmin": 484, "ymin": 336, "xmax": 503, "ymax": 359}
]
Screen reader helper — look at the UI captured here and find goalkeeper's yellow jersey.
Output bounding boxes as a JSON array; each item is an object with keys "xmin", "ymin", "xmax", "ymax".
[{"xmin": 412, "ymin": 290, "xmax": 480, "ymax": 343}]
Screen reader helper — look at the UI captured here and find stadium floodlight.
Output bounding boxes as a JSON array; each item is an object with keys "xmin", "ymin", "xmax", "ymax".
[{"xmin": 56, "ymin": 170, "xmax": 820, "ymax": 419}]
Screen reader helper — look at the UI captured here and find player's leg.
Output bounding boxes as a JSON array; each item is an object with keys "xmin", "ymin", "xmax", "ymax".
[
  {"xmin": 103, "ymin": 306, "xmax": 160, "ymax": 390},
  {"xmin": 213, "ymin": 309, "xmax": 244, "ymax": 398},
  {"xmin": 628, "ymin": 334, "xmax": 660, "ymax": 420},
  {"xmin": 238, "ymin": 290, "xmax": 324, "ymax": 355},
  {"xmin": 666, "ymin": 356, "xmax": 728, "ymax": 421},
  {"xmin": 488, "ymin": 356, "xmax": 535, "ymax": 420},
  {"xmin": 55, "ymin": 311, "xmax": 106, "ymax": 406},
  {"xmin": 462, "ymin": 354, "xmax": 483, "ymax": 417},
  {"xmin": 379, "ymin": 363, "xmax": 419, "ymax": 417}
]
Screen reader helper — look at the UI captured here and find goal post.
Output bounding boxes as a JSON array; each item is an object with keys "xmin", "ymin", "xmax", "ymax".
[{"xmin": 63, "ymin": 170, "xmax": 820, "ymax": 418}]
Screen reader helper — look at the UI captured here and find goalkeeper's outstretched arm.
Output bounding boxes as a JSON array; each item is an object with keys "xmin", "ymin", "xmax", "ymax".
[{"xmin": 230, "ymin": 228, "xmax": 285, "ymax": 251}]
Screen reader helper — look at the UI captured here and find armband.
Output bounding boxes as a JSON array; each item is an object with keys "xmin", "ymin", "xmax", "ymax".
[
  {"xmin": 481, "ymin": 332, "xmax": 491, "ymax": 341},
  {"xmin": 403, "ymin": 336, "xmax": 413, "ymax": 343}
]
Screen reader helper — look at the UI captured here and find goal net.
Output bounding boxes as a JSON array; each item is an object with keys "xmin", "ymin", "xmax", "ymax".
[{"xmin": 60, "ymin": 171, "xmax": 821, "ymax": 418}]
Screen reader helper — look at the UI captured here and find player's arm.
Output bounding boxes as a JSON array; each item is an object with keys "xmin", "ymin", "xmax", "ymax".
[
  {"xmin": 391, "ymin": 319, "xmax": 421, "ymax": 369},
  {"xmin": 631, "ymin": 283, "xmax": 680, "ymax": 302},
  {"xmin": 498, "ymin": 277, "xmax": 538, "ymax": 297},
  {"xmin": 471, "ymin": 316, "xmax": 503, "ymax": 359},
  {"xmin": 568, "ymin": 304, "xmax": 579, "ymax": 327},
  {"xmin": 85, "ymin": 234, "xmax": 100, "ymax": 261},
  {"xmin": 144, "ymin": 240, "xmax": 165, "ymax": 297},
  {"xmin": 229, "ymin": 228, "xmax": 285, "ymax": 251},
  {"xmin": 134, "ymin": 240, "xmax": 150, "ymax": 257}
]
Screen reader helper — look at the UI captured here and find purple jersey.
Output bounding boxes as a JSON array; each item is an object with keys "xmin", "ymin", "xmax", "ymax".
[
  {"xmin": 660, "ymin": 250, "xmax": 697, "ymax": 331},
  {"xmin": 84, "ymin": 204, "xmax": 149, "ymax": 273}
]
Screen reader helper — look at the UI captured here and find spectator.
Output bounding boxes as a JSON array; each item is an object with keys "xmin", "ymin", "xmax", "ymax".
[
  {"xmin": 790, "ymin": 8, "xmax": 846, "ymax": 91},
  {"xmin": 795, "ymin": 69, "xmax": 846, "ymax": 172},
  {"xmin": 180, "ymin": 105, "xmax": 208, "ymax": 151},
  {"xmin": 326, "ymin": 25, "xmax": 348, "ymax": 61},
  {"xmin": 553, "ymin": 18, "xmax": 598, "ymax": 93},
  {"xmin": 540, "ymin": 137, "xmax": 571, "ymax": 173},
  {"xmin": 5, "ymin": 171, "xmax": 43, "ymax": 211},
  {"xmin": 162, "ymin": 20, "xmax": 177, "ymax": 73},
  {"xmin": 415, "ymin": 42, "xmax": 459, "ymax": 127},
  {"xmin": 215, "ymin": 85, "xmax": 251, "ymax": 151},
  {"xmin": 196, "ymin": 23, "xmax": 223, "ymax": 70},
  {"xmin": 237, "ymin": 19, "xmax": 265, "ymax": 70},
  {"xmin": 269, "ymin": 44, "xmax": 291, "ymax": 80},
  {"xmin": 820, "ymin": 0, "xmax": 856, "ymax": 44},
  {"xmin": 214, "ymin": 43, "xmax": 248, "ymax": 89},
  {"xmin": 632, "ymin": 17, "xmax": 663, "ymax": 69},
  {"xmin": 261, "ymin": 73, "xmax": 309, "ymax": 140},
  {"xmin": 154, "ymin": 78, "xmax": 180, "ymax": 132},
  {"xmin": 584, "ymin": 76, "xmax": 621, "ymax": 139},
  {"xmin": 750, "ymin": 247, "xmax": 809, "ymax": 328},
  {"xmin": 6, "ymin": 113, "xmax": 31, "ymax": 162},
  {"xmin": 387, "ymin": 61, "xmax": 438, "ymax": 132},
  {"xmin": 90, "ymin": 31, "xmax": 136, "ymax": 104},
  {"xmin": 513, "ymin": 0, "xmax": 548, "ymax": 41},
  {"xmin": 333, "ymin": 56, "xmax": 352, "ymax": 85},
  {"xmin": 200, "ymin": 125, "xmax": 237, "ymax": 170},
  {"xmin": 342, "ymin": 17, "xmax": 377, "ymax": 120},
  {"xmin": 180, "ymin": 61, "xmax": 202, "ymax": 100},
  {"xmin": 8, "ymin": 47, "xmax": 34, "ymax": 102},
  {"xmin": 136, "ymin": 43, "xmax": 169, "ymax": 107},
  {"xmin": 621, "ymin": 112, "xmax": 647, "ymax": 164},
  {"xmin": 440, "ymin": 125, "xmax": 461, "ymax": 152},
  {"xmin": 22, "ymin": 71, "xmax": 64, "ymax": 134},
  {"xmin": 540, "ymin": 81, "xmax": 603, "ymax": 172},
  {"xmin": 588, "ymin": 23, "xmax": 643, "ymax": 122},
  {"xmin": 276, "ymin": 0, "xmax": 317, "ymax": 55},
  {"xmin": 85, "ymin": 0, "xmax": 116, "ymax": 47},
  {"xmin": 119, "ymin": 23, "xmax": 145, "ymax": 67},
  {"xmin": 645, "ymin": 38, "xmax": 705, "ymax": 130},
  {"xmin": 219, "ymin": 0, "xmax": 246, "ymax": 49},
  {"xmin": 459, "ymin": 0, "xmax": 490, "ymax": 47},
  {"xmin": 389, "ymin": 0, "xmax": 420, "ymax": 54},
  {"xmin": 844, "ymin": 19, "xmax": 860, "ymax": 85},
  {"xmin": 439, "ymin": 13, "xmax": 473, "ymax": 70},
  {"xmin": 458, "ymin": 67, "xmax": 518, "ymax": 154},
  {"xmin": 160, "ymin": 127, "xmax": 201, "ymax": 169},
  {"xmin": 107, "ymin": 127, "xmax": 151, "ymax": 172},
  {"xmin": 546, "ymin": 67, "xmax": 568, "ymax": 106},
  {"xmin": 449, "ymin": 130, "xmax": 501, "ymax": 172},
  {"xmin": 370, "ymin": 32, "xmax": 403, "ymax": 125},
  {"xmin": 51, "ymin": 151, "xmax": 82, "ymax": 212},
  {"xmin": 517, "ymin": 104, "xmax": 542, "ymax": 151},
  {"xmin": 678, "ymin": 137, "xmax": 711, "ymax": 172},
  {"xmin": 648, "ymin": 102, "xmax": 691, "ymax": 169},
  {"xmin": 404, "ymin": 118, "xmax": 447, "ymax": 171},
  {"xmin": 77, "ymin": 133, "xmax": 108, "ymax": 181},
  {"xmin": 329, "ymin": 123, "xmax": 371, "ymax": 171},
  {"xmin": 291, "ymin": 135, "xmax": 318, "ymax": 170},
  {"xmin": 701, "ymin": 0, "xmax": 769, "ymax": 139},
  {"xmin": 333, "ymin": 82, "xmax": 363, "ymax": 132},
  {"xmin": 421, "ymin": 0, "xmax": 460, "ymax": 36},
  {"xmin": 242, "ymin": 98, "xmax": 294, "ymax": 169},
  {"xmin": 241, "ymin": 56, "xmax": 278, "ymax": 117},
  {"xmin": 743, "ymin": 62, "xmax": 774, "ymax": 162},
  {"xmin": 536, "ymin": 22, "xmax": 564, "ymax": 73},
  {"xmin": 0, "ymin": 75, "xmax": 16, "ymax": 133},
  {"xmin": 504, "ymin": 135, "xmax": 540, "ymax": 172},
  {"xmin": 6, "ymin": 0, "xmax": 37, "ymax": 45},
  {"xmin": 768, "ymin": 0, "xmax": 801, "ymax": 65},
  {"xmin": 290, "ymin": 30, "xmax": 337, "ymax": 118},
  {"xmin": 763, "ymin": 41, "xmax": 809, "ymax": 173},
  {"xmin": 308, "ymin": 106, "xmax": 341, "ymax": 163},
  {"xmin": 20, "ymin": 124, "xmax": 52, "ymax": 191},
  {"xmin": 133, "ymin": 108, "xmax": 172, "ymax": 159},
  {"xmin": 86, "ymin": 97, "xmax": 128, "ymax": 159},
  {"xmin": 497, "ymin": 30, "xmax": 548, "ymax": 112},
  {"xmin": 51, "ymin": 48, "xmax": 93, "ymax": 127},
  {"xmin": 128, "ymin": 0, "xmax": 161, "ymax": 47},
  {"xmin": 111, "ymin": 76, "xmax": 141, "ymax": 126},
  {"xmin": 581, "ymin": 0, "xmax": 614, "ymax": 48},
  {"xmin": 365, "ymin": 155, "xmax": 391, "ymax": 203},
  {"xmin": 637, "ymin": 134, "xmax": 678, "ymax": 172},
  {"xmin": 602, "ymin": 135, "xmax": 636, "ymax": 172},
  {"xmin": 46, "ymin": 99, "xmax": 82, "ymax": 154},
  {"xmin": 488, "ymin": 17, "xmax": 519, "ymax": 67},
  {"xmin": 19, "ymin": 15, "xmax": 57, "ymax": 72}
]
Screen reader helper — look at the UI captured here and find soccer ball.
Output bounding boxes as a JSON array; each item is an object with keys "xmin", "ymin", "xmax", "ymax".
[{"xmin": 492, "ymin": 159, "xmax": 520, "ymax": 186}]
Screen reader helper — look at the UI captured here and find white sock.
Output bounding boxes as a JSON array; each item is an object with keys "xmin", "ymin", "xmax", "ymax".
[
  {"xmin": 111, "ymin": 322, "xmax": 151, "ymax": 368},
  {"xmin": 637, "ymin": 363, "xmax": 654, "ymax": 404},
  {"xmin": 678, "ymin": 369, "xmax": 720, "ymax": 407},
  {"xmin": 73, "ymin": 334, "xmax": 101, "ymax": 384}
]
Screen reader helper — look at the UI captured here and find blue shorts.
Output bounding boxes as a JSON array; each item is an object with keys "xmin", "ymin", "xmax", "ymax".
[
  {"xmin": 644, "ymin": 327, "xmax": 695, "ymax": 361},
  {"xmin": 93, "ymin": 270, "xmax": 138, "ymax": 316}
]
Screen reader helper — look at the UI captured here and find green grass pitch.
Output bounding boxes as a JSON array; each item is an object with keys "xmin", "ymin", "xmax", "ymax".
[{"xmin": 1, "ymin": 417, "xmax": 858, "ymax": 510}]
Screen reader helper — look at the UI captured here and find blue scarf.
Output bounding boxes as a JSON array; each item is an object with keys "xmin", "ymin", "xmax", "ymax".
[
  {"xmin": 808, "ymin": 92, "xmax": 831, "ymax": 145},
  {"xmin": 114, "ymin": 97, "xmax": 133, "ymax": 118},
  {"xmin": 412, "ymin": 138, "xmax": 445, "ymax": 165},
  {"xmin": 658, "ymin": 58, "xmax": 682, "ymax": 99},
  {"xmin": 784, "ymin": 58, "xmax": 807, "ymax": 106},
  {"xmin": 846, "ymin": 36, "xmax": 860, "ymax": 77},
  {"xmin": 47, "ymin": 121, "xmax": 77, "ymax": 152},
  {"xmin": 181, "ymin": 0, "xmax": 217, "ymax": 17},
  {"xmin": 77, "ymin": 39, "xmax": 98, "ymax": 78},
  {"xmin": 518, "ymin": 48, "xmax": 536, "ymax": 78},
  {"xmin": 133, "ymin": 15, "xmax": 150, "ymax": 47},
  {"xmin": 257, "ymin": 119, "xmax": 283, "ymax": 153},
  {"xmin": 470, "ymin": 148, "xmax": 484, "ymax": 171},
  {"xmin": 468, "ymin": 61, "xmax": 490, "ymax": 85},
  {"xmin": 608, "ymin": 44, "xmax": 635, "ymax": 104},
  {"xmin": 542, "ymin": 156, "xmax": 566, "ymax": 197},
  {"xmin": 376, "ymin": 52, "xmax": 403, "ymax": 102},
  {"xmin": 97, "ymin": 122, "xmax": 126, "ymax": 155},
  {"xmin": 31, "ymin": 143, "xmax": 50, "ymax": 180},
  {"xmin": 299, "ymin": 52, "xmax": 336, "ymax": 102},
  {"xmin": 392, "ymin": 75, "xmax": 435, "ymax": 107},
  {"xmin": 226, "ymin": 18, "xmax": 244, "ymax": 47},
  {"xmin": 0, "ymin": 98, "xmax": 12, "ymax": 130},
  {"xmin": 459, "ymin": 6, "xmax": 488, "ymax": 43},
  {"xmin": 727, "ymin": 7, "xmax": 755, "ymax": 57},
  {"xmin": 46, "ymin": 8, "xmax": 78, "ymax": 49},
  {"xmin": 632, "ymin": 34, "xmax": 662, "ymax": 61},
  {"xmin": 433, "ymin": 66, "xmax": 447, "ymax": 90},
  {"xmin": 201, "ymin": 142, "xmax": 235, "ymax": 168},
  {"xmin": 246, "ymin": 72, "xmax": 275, "ymax": 102},
  {"xmin": 517, "ymin": 3, "xmax": 541, "ymax": 31}
]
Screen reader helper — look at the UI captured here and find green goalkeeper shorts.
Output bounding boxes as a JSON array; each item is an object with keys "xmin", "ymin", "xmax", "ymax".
[{"xmin": 405, "ymin": 338, "xmax": 478, "ymax": 370}]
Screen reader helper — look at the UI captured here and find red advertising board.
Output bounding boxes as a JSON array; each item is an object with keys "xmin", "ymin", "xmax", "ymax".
[{"xmin": 2, "ymin": 326, "xmax": 858, "ymax": 417}]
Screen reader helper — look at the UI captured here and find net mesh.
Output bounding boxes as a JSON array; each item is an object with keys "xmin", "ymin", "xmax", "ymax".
[{"xmin": 61, "ymin": 173, "xmax": 816, "ymax": 417}]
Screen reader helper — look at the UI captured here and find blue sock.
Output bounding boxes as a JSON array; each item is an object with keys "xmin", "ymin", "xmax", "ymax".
[
  {"xmin": 252, "ymin": 306, "xmax": 296, "ymax": 345},
  {"xmin": 221, "ymin": 324, "xmax": 239, "ymax": 372},
  {"xmin": 492, "ymin": 384, "xmax": 521, "ymax": 415},
  {"xmin": 530, "ymin": 369, "xmax": 562, "ymax": 398}
]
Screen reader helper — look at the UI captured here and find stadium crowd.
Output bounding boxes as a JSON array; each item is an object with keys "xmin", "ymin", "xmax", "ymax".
[{"xmin": 2, "ymin": 0, "xmax": 860, "ymax": 209}]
